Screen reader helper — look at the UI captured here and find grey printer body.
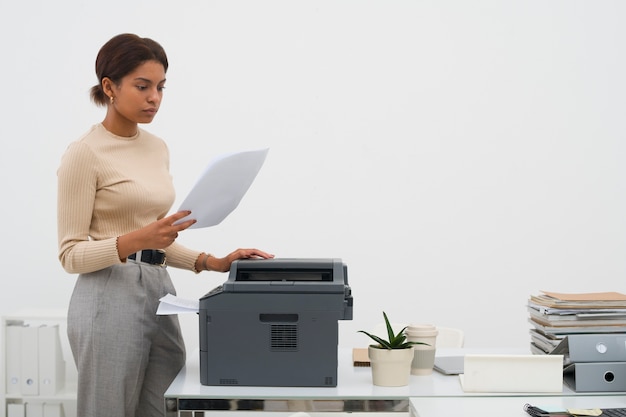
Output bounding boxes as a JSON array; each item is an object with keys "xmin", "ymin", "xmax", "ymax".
[{"xmin": 199, "ymin": 258, "xmax": 353, "ymax": 387}]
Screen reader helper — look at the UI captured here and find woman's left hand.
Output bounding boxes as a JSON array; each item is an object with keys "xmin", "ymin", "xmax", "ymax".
[{"xmin": 206, "ymin": 248, "xmax": 275, "ymax": 272}]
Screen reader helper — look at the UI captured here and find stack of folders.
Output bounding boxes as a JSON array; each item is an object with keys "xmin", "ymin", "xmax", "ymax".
[
  {"xmin": 7, "ymin": 403, "xmax": 65, "ymax": 417},
  {"xmin": 527, "ymin": 291, "xmax": 626, "ymax": 392},
  {"xmin": 528, "ymin": 291, "xmax": 626, "ymax": 354},
  {"xmin": 5, "ymin": 321, "xmax": 66, "ymax": 417}
]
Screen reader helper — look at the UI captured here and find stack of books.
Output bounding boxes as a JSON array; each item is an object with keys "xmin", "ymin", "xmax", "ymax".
[
  {"xmin": 528, "ymin": 291, "xmax": 626, "ymax": 355},
  {"xmin": 528, "ymin": 291, "xmax": 626, "ymax": 392}
]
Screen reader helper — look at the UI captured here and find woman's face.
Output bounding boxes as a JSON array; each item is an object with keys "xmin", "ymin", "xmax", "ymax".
[{"xmin": 107, "ymin": 60, "xmax": 166, "ymax": 125}]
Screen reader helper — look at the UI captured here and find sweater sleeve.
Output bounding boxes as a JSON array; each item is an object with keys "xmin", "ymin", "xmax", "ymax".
[
  {"xmin": 57, "ymin": 141, "xmax": 123, "ymax": 274},
  {"xmin": 165, "ymin": 241, "xmax": 204, "ymax": 272}
]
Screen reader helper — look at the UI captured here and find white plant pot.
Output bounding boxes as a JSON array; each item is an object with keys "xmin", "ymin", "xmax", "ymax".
[{"xmin": 368, "ymin": 346, "xmax": 414, "ymax": 387}]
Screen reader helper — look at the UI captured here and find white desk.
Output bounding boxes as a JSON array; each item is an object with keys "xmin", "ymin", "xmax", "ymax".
[
  {"xmin": 409, "ymin": 396, "xmax": 626, "ymax": 417},
  {"xmin": 164, "ymin": 348, "xmax": 597, "ymax": 416}
]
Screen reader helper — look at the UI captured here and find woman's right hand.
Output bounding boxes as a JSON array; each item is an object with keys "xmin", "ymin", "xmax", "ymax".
[{"xmin": 117, "ymin": 210, "xmax": 197, "ymax": 259}]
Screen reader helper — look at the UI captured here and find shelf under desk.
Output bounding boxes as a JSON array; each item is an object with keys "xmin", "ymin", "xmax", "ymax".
[
  {"xmin": 163, "ymin": 347, "xmax": 614, "ymax": 416},
  {"xmin": 409, "ymin": 396, "xmax": 626, "ymax": 417}
]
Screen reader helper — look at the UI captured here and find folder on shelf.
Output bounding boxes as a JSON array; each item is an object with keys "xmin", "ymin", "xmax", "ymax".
[
  {"xmin": 5, "ymin": 321, "xmax": 24, "ymax": 395},
  {"xmin": 38, "ymin": 325, "xmax": 66, "ymax": 396},
  {"xmin": 43, "ymin": 403, "xmax": 64, "ymax": 417},
  {"xmin": 20, "ymin": 325, "xmax": 40, "ymax": 395},
  {"xmin": 25, "ymin": 402, "xmax": 44, "ymax": 417},
  {"xmin": 7, "ymin": 403, "xmax": 25, "ymax": 417},
  {"xmin": 563, "ymin": 361, "xmax": 626, "ymax": 392}
]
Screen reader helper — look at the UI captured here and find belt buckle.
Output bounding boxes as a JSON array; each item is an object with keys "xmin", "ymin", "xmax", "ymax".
[{"xmin": 156, "ymin": 249, "xmax": 166, "ymax": 267}]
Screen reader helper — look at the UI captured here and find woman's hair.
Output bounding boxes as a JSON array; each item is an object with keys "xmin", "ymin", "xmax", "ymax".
[{"xmin": 90, "ymin": 33, "xmax": 169, "ymax": 106}]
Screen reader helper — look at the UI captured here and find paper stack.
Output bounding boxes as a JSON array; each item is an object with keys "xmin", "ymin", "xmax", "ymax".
[
  {"xmin": 527, "ymin": 291, "xmax": 626, "ymax": 392},
  {"xmin": 528, "ymin": 291, "xmax": 626, "ymax": 354}
]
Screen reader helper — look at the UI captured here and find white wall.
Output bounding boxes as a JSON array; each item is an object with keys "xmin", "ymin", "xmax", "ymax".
[{"xmin": 1, "ymin": 0, "xmax": 625, "ymax": 354}]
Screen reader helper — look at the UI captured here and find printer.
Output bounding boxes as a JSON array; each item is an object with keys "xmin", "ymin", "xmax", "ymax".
[{"xmin": 199, "ymin": 258, "xmax": 353, "ymax": 387}]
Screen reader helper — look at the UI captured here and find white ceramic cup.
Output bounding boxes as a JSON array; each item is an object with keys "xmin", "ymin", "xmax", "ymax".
[{"xmin": 405, "ymin": 324, "xmax": 438, "ymax": 375}]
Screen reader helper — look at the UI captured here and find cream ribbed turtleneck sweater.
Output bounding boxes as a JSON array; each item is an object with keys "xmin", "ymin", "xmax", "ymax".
[{"xmin": 57, "ymin": 123, "xmax": 200, "ymax": 274}]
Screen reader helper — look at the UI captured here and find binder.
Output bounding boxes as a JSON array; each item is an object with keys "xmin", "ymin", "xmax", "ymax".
[
  {"xmin": 43, "ymin": 403, "xmax": 64, "ymax": 417},
  {"xmin": 38, "ymin": 325, "xmax": 65, "ymax": 396},
  {"xmin": 25, "ymin": 402, "xmax": 44, "ymax": 417},
  {"xmin": 20, "ymin": 325, "xmax": 40, "ymax": 395},
  {"xmin": 563, "ymin": 361, "xmax": 626, "ymax": 392},
  {"xmin": 6, "ymin": 321, "xmax": 24, "ymax": 394},
  {"xmin": 7, "ymin": 403, "xmax": 25, "ymax": 417},
  {"xmin": 552, "ymin": 333, "xmax": 626, "ymax": 363}
]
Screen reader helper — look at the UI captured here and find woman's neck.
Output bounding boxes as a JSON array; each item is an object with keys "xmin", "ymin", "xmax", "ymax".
[{"xmin": 102, "ymin": 114, "xmax": 138, "ymax": 138}]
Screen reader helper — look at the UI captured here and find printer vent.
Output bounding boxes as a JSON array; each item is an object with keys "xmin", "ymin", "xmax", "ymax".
[
  {"xmin": 270, "ymin": 324, "xmax": 298, "ymax": 351},
  {"xmin": 219, "ymin": 378, "xmax": 239, "ymax": 385}
]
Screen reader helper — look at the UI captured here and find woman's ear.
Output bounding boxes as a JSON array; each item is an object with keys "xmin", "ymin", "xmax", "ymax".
[{"xmin": 101, "ymin": 77, "xmax": 114, "ymax": 99}]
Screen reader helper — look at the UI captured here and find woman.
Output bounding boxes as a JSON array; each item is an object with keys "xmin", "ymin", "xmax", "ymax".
[{"xmin": 57, "ymin": 33, "xmax": 274, "ymax": 417}]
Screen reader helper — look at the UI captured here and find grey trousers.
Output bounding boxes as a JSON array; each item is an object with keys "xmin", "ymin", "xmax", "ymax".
[{"xmin": 68, "ymin": 261, "xmax": 186, "ymax": 417}]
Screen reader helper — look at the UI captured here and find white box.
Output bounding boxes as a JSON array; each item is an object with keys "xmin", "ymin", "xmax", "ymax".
[{"xmin": 460, "ymin": 354, "xmax": 563, "ymax": 393}]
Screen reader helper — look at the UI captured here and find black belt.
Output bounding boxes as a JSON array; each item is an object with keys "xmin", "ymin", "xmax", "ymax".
[{"xmin": 128, "ymin": 249, "xmax": 166, "ymax": 267}]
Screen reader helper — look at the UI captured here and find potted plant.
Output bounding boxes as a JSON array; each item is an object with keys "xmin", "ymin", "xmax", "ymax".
[{"xmin": 358, "ymin": 311, "xmax": 426, "ymax": 387}]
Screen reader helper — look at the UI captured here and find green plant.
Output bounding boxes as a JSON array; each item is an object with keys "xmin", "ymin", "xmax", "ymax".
[{"xmin": 358, "ymin": 311, "xmax": 428, "ymax": 350}]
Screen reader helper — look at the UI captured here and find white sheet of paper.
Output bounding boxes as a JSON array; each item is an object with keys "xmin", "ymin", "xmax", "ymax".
[
  {"xmin": 156, "ymin": 293, "xmax": 199, "ymax": 315},
  {"xmin": 176, "ymin": 148, "xmax": 269, "ymax": 229}
]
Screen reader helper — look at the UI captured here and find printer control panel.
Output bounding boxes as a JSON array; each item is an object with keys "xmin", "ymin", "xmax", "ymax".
[{"xmin": 205, "ymin": 285, "xmax": 224, "ymax": 297}]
